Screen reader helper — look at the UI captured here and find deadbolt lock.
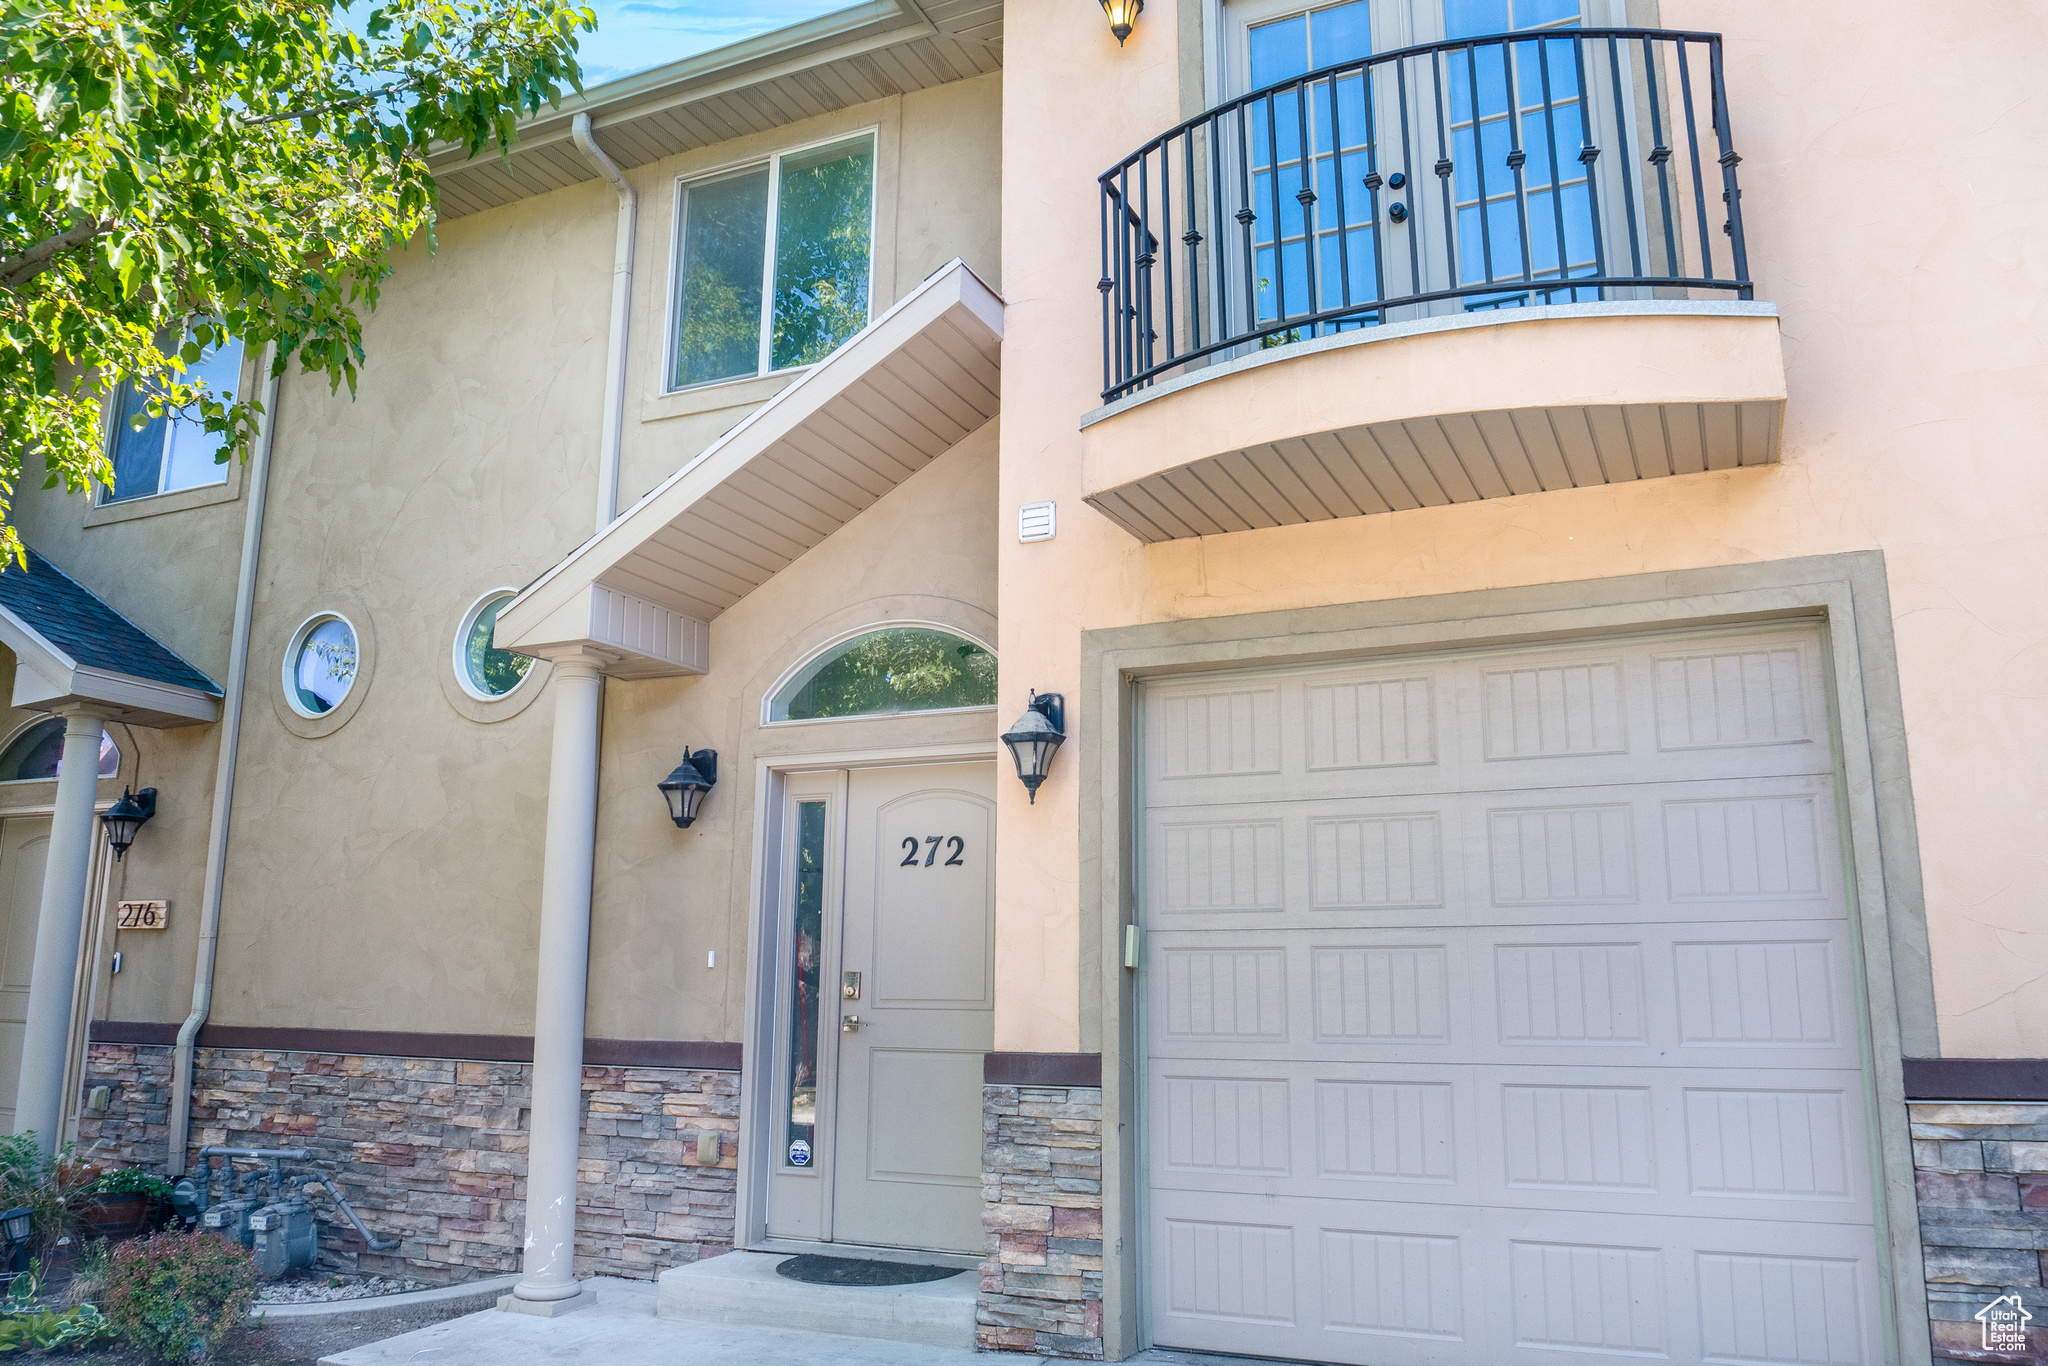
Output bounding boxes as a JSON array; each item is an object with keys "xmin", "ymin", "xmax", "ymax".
[
  {"xmin": 841, "ymin": 1015, "xmax": 863, "ymax": 1033},
  {"xmin": 843, "ymin": 971, "xmax": 861, "ymax": 1000}
]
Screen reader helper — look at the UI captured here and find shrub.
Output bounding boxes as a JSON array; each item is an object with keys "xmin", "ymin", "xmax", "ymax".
[
  {"xmin": 0, "ymin": 1134, "xmax": 100, "ymax": 1254},
  {"xmin": 92, "ymin": 1169, "xmax": 174, "ymax": 1201},
  {"xmin": 0, "ymin": 1303, "xmax": 119, "ymax": 1352},
  {"xmin": 98, "ymin": 1232, "xmax": 255, "ymax": 1362}
]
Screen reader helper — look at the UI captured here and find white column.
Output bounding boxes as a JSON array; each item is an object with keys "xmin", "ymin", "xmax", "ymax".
[
  {"xmin": 509, "ymin": 655, "xmax": 605, "ymax": 1310},
  {"xmin": 13, "ymin": 708, "xmax": 109, "ymax": 1150}
]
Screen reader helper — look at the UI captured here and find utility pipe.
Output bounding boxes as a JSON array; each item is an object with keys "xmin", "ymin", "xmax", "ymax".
[
  {"xmin": 167, "ymin": 358, "xmax": 281, "ymax": 1176},
  {"xmin": 571, "ymin": 112, "xmax": 636, "ymax": 532}
]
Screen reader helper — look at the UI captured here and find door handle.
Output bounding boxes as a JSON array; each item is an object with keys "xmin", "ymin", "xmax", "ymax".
[{"xmin": 841, "ymin": 1015, "xmax": 863, "ymax": 1033}]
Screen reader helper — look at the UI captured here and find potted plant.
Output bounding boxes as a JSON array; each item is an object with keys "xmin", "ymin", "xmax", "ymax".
[{"xmin": 76, "ymin": 1169, "xmax": 172, "ymax": 1241}]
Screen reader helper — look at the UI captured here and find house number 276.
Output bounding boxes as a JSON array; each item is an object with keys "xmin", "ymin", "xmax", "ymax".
[{"xmin": 900, "ymin": 836, "xmax": 966, "ymax": 867}]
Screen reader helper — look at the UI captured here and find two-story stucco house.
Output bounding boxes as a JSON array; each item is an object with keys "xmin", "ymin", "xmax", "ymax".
[{"xmin": 0, "ymin": 0, "xmax": 2040, "ymax": 1362}]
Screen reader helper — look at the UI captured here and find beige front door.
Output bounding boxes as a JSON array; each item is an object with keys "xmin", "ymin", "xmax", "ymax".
[
  {"xmin": 0, "ymin": 818, "xmax": 51, "ymax": 1135},
  {"xmin": 763, "ymin": 761, "xmax": 995, "ymax": 1255}
]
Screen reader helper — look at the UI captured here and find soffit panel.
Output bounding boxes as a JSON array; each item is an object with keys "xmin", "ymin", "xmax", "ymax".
[
  {"xmin": 495, "ymin": 260, "xmax": 1002, "ymax": 675},
  {"xmin": 431, "ymin": 1, "xmax": 1003, "ymax": 219},
  {"xmin": 1086, "ymin": 400, "xmax": 1784, "ymax": 544}
]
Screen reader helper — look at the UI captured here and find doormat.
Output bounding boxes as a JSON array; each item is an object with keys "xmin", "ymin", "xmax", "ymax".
[{"xmin": 773, "ymin": 1254, "xmax": 962, "ymax": 1286}]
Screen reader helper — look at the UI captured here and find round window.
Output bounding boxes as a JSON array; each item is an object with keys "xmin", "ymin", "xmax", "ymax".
[
  {"xmin": 454, "ymin": 591, "xmax": 534, "ymax": 700},
  {"xmin": 285, "ymin": 614, "xmax": 360, "ymax": 716}
]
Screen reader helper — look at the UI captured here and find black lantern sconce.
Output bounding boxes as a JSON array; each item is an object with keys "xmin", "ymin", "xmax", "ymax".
[
  {"xmin": 1098, "ymin": 0, "xmax": 1142, "ymax": 44},
  {"xmin": 1000, "ymin": 693, "xmax": 1066, "ymax": 805},
  {"xmin": 99, "ymin": 787, "xmax": 156, "ymax": 862},
  {"xmin": 658, "ymin": 749, "xmax": 718, "ymax": 829}
]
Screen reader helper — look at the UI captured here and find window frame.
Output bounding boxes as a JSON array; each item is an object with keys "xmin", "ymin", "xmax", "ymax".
[
  {"xmin": 451, "ymin": 588, "xmax": 536, "ymax": 703},
  {"xmin": 663, "ymin": 126, "xmax": 882, "ymax": 396},
  {"xmin": 96, "ymin": 326, "xmax": 251, "ymax": 507},
  {"xmin": 0, "ymin": 718, "xmax": 120, "ymax": 784},
  {"xmin": 761, "ymin": 620, "xmax": 998, "ymax": 727},
  {"xmin": 282, "ymin": 611, "xmax": 363, "ymax": 720}
]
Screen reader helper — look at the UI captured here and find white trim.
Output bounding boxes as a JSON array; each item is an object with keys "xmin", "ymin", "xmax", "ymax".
[
  {"xmin": 280, "ymin": 612, "xmax": 362, "ymax": 720},
  {"xmin": 451, "ymin": 589, "xmax": 535, "ymax": 703},
  {"xmin": 760, "ymin": 619, "xmax": 997, "ymax": 727},
  {"xmin": 0, "ymin": 717, "xmax": 119, "ymax": 784},
  {"xmin": 664, "ymin": 126, "xmax": 883, "ymax": 396}
]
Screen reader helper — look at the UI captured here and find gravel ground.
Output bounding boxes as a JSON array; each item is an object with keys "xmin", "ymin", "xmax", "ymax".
[
  {"xmin": 256, "ymin": 1272, "xmax": 430, "ymax": 1304},
  {"xmin": 47, "ymin": 1301, "xmax": 480, "ymax": 1365}
]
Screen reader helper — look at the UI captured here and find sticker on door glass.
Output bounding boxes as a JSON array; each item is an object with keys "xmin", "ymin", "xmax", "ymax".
[{"xmin": 788, "ymin": 1138, "xmax": 812, "ymax": 1167}]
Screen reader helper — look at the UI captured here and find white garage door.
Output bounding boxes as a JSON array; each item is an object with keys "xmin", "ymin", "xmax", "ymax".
[{"xmin": 1141, "ymin": 625, "xmax": 1885, "ymax": 1366}]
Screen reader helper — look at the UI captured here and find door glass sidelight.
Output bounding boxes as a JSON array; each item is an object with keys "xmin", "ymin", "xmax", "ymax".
[{"xmin": 783, "ymin": 800, "xmax": 827, "ymax": 1167}]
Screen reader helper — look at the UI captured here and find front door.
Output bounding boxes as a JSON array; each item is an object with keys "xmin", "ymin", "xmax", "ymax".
[{"xmin": 763, "ymin": 762, "xmax": 995, "ymax": 1255}]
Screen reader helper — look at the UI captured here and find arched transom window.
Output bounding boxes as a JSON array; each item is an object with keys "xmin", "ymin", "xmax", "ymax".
[{"xmin": 768, "ymin": 626, "xmax": 996, "ymax": 723}]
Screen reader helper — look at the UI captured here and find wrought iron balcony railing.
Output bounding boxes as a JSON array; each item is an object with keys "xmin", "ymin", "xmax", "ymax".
[{"xmin": 1098, "ymin": 28, "xmax": 1752, "ymax": 403}]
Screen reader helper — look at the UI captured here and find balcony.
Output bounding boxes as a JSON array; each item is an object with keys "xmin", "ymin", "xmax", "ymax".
[{"xmin": 1081, "ymin": 28, "xmax": 1786, "ymax": 543}]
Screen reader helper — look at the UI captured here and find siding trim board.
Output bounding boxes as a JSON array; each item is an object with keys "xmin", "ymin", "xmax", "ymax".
[
  {"xmin": 87, "ymin": 1021, "xmax": 742, "ymax": 1071},
  {"xmin": 983, "ymin": 1051, "xmax": 1101, "ymax": 1086},
  {"xmin": 1903, "ymin": 1058, "xmax": 2048, "ymax": 1101}
]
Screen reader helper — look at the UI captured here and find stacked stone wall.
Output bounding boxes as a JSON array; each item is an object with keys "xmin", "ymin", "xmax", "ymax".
[
  {"xmin": 75, "ymin": 1042, "xmax": 736, "ymax": 1284},
  {"xmin": 1915, "ymin": 1100, "xmax": 2048, "ymax": 1364},
  {"xmin": 978, "ymin": 1083, "xmax": 1103, "ymax": 1359}
]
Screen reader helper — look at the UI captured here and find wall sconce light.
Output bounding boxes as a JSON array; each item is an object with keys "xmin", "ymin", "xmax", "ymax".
[
  {"xmin": 658, "ymin": 749, "xmax": 718, "ymax": 829},
  {"xmin": 100, "ymin": 787, "xmax": 156, "ymax": 862},
  {"xmin": 1098, "ymin": 0, "xmax": 1142, "ymax": 44},
  {"xmin": 1000, "ymin": 693, "xmax": 1066, "ymax": 804}
]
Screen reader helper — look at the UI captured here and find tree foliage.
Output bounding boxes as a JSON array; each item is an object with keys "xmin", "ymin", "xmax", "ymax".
[{"xmin": 0, "ymin": 0, "xmax": 595, "ymax": 562}]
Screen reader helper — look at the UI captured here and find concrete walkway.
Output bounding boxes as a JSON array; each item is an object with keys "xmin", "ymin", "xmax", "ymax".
[
  {"xmin": 321, "ymin": 1276, "xmax": 1285, "ymax": 1366},
  {"xmin": 321, "ymin": 1277, "xmax": 1045, "ymax": 1366}
]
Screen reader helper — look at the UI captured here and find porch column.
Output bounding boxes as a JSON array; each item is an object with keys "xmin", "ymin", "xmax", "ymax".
[
  {"xmin": 13, "ymin": 707, "xmax": 109, "ymax": 1150},
  {"xmin": 508, "ymin": 653, "xmax": 606, "ymax": 1312}
]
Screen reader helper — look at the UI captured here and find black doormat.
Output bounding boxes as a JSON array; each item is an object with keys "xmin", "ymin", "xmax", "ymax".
[{"xmin": 773, "ymin": 1253, "xmax": 962, "ymax": 1286}]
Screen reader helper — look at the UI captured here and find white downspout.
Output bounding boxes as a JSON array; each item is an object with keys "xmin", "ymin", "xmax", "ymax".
[
  {"xmin": 572, "ymin": 112, "xmax": 636, "ymax": 531},
  {"xmin": 166, "ymin": 358, "xmax": 280, "ymax": 1176}
]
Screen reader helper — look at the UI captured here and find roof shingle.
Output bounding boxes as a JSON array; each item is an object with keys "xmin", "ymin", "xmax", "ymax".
[{"xmin": 0, "ymin": 548, "xmax": 221, "ymax": 697}]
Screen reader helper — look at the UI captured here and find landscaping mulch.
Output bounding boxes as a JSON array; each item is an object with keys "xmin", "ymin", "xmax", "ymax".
[{"xmin": 33, "ymin": 1300, "xmax": 478, "ymax": 1365}]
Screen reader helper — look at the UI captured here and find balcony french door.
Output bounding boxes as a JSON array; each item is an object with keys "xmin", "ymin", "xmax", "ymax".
[{"xmin": 1210, "ymin": 0, "xmax": 1678, "ymax": 342}]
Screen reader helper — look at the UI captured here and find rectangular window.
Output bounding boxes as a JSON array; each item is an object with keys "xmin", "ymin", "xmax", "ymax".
[
  {"xmin": 670, "ymin": 134, "xmax": 876, "ymax": 391},
  {"xmin": 102, "ymin": 329, "xmax": 243, "ymax": 504}
]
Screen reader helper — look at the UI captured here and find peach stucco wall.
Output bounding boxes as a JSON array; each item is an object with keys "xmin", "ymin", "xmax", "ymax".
[{"xmin": 996, "ymin": 0, "xmax": 2048, "ymax": 1054}]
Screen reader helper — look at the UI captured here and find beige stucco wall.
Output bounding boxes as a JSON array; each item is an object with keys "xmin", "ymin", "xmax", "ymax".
[
  {"xmin": 194, "ymin": 77, "xmax": 1002, "ymax": 1038},
  {"xmin": 995, "ymin": 0, "xmax": 2048, "ymax": 1054}
]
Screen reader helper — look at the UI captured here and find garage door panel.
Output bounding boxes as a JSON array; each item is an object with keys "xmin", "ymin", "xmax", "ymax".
[
  {"xmin": 1140, "ymin": 626, "xmax": 1887, "ymax": 1366},
  {"xmin": 1143, "ymin": 629, "xmax": 1835, "ymax": 808},
  {"xmin": 1146, "ymin": 775, "xmax": 1845, "ymax": 931},
  {"xmin": 1147, "ymin": 1059, "xmax": 1875, "ymax": 1225},
  {"xmin": 1147, "ymin": 920, "xmax": 1864, "ymax": 1072},
  {"xmin": 1149, "ymin": 1191, "xmax": 1884, "ymax": 1366}
]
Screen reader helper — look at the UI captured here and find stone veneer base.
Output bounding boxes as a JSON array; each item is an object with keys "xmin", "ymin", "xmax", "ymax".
[
  {"xmin": 978, "ymin": 1083, "xmax": 1104, "ymax": 1359},
  {"xmin": 77, "ymin": 1042, "xmax": 737, "ymax": 1283},
  {"xmin": 1915, "ymin": 1099, "xmax": 2048, "ymax": 1364}
]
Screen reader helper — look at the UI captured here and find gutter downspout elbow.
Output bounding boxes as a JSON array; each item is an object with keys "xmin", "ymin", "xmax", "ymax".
[
  {"xmin": 168, "ymin": 356, "xmax": 280, "ymax": 1176},
  {"xmin": 572, "ymin": 112, "xmax": 637, "ymax": 533}
]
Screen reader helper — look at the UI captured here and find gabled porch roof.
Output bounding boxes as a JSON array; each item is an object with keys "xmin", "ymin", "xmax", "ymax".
[
  {"xmin": 0, "ymin": 547, "xmax": 221, "ymax": 727},
  {"xmin": 495, "ymin": 259, "xmax": 1003, "ymax": 679}
]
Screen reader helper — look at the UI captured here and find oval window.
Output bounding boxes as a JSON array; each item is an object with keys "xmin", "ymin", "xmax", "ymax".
[
  {"xmin": 0, "ymin": 720, "xmax": 119, "ymax": 782},
  {"xmin": 768, "ymin": 626, "xmax": 995, "ymax": 723},
  {"xmin": 285, "ymin": 615, "xmax": 360, "ymax": 716},
  {"xmin": 455, "ymin": 591, "xmax": 534, "ymax": 700}
]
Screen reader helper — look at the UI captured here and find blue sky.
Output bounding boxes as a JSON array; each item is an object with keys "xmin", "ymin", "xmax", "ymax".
[{"xmin": 574, "ymin": 0, "xmax": 857, "ymax": 86}]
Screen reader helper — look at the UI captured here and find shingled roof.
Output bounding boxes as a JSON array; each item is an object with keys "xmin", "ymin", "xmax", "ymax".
[{"xmin": 0, "ymin": 547, "xmax": 220, "ymax": 696}]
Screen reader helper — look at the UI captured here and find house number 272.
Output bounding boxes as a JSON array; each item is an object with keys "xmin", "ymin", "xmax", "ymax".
[{"xmin": 900, "ymin": 836, "xmax": 966, "ymax": 867}]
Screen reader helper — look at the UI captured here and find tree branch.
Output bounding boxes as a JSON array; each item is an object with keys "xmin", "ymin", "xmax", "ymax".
[{"xmin": 0, "ymin": 217, "xmax": 114, "ymax": 290}]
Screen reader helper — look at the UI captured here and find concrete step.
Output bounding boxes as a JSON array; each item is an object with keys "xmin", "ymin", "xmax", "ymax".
[{"xmin": 657, "ymin": 1252, "xmax": 978, "ymax": 1351}]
